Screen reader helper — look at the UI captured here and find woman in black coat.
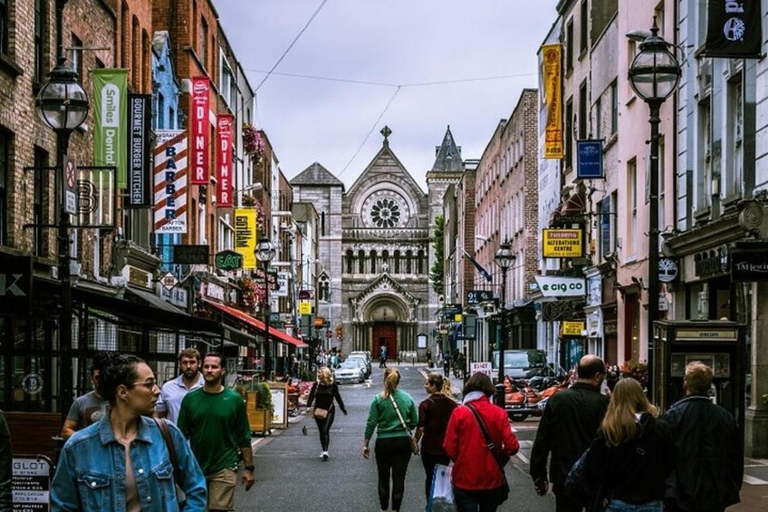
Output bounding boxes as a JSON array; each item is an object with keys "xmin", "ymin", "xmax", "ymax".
[{"xmin": 307, "ymin": 366, "xmax": 347, "ymax": 460}]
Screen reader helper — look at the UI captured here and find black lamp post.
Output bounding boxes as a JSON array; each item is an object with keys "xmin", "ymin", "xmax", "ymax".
[
  {"xmin": 35, "ymin": 0, "xmax": 89, "ymax": 423},
  {"xmin": 255, "ymin": 236, "xmax": 276, "ymax": 380},
  {"xmin": 628, "ymin": 18, "xmax": 680, "ymax": 397},
  {"xmin": 494, "ymin": 240, "xmax": 515, "ymax": 407}
]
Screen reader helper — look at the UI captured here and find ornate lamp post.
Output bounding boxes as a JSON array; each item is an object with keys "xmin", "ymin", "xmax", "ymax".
[
  {"xmin": 628, "ymin": 18, "xmax": 680, "ymax": 397},
  {"xmin": 255, "ymin": 236, "xmax": 276, "ymax": 380},
  {"xmin": 494, "ymin": 240, "xmax": 516, "ymax": 407},
  {"xmin": 35, "ymin": 0, "xmax": 89, "ymax": 422}
]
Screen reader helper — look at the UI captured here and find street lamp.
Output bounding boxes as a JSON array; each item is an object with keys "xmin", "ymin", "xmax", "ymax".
[
  {"xmin": 255, "ymin": 236, "xmax": 276, "ymax": 380},
  {"xmin": 494, "ymin": 240, "xmax": 515, "ymax": 407},
  {"xmin": 628, "ymin": 18, "xmax": 680, "ymax": 397},
  {"xmin": 35, "ymin": 0, "xmax": 90, "ymax": 422}
]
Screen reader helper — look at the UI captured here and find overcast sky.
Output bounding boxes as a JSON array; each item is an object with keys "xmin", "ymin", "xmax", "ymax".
[{"xmin": 216, "ymin": 0, "xmax": 560, "ymax": 191}]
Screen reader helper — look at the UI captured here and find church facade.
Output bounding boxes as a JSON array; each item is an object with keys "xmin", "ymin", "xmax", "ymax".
[{"xmin": 290, "ymin": 127, "xmax": 464, "ymax": 359}]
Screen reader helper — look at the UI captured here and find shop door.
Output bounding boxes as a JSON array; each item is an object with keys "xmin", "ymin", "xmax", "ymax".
[{"xmin": 372, "ymin": 323, "xmax": 397, "ymax": 361}]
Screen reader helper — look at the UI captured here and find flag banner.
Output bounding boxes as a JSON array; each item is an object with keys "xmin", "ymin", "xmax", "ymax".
[
  {"xmin": 93, "ymin": 69, "xmax": 128, "ymax": 188},
  {"xmin": 704, "ymin": 0, "xmax": 763, "ymax": 58},
  {"xmin": 541, "ymin": 44, "xmax": 563, "ymax": 159},
  {"xmin": 463, "ymin": 249, "xmax": 493, "ymax": 283},
  {"xmin": 234, "ymin": 208, "xmax": 257, "ymax": 269},
  {"xmin": 127, "ymin": 94, "xmax": 152, "ymax": 207},
  {"xmin": 190, "ymin": 77, "xmax": 211, "ymax": 184},
  {"xmin": 216, "ymin": 114, "xmax": 234, "ymax": 207},
  {"xmin": 154, "ymin": 130, "xmax": 188, "ymax": 233}
]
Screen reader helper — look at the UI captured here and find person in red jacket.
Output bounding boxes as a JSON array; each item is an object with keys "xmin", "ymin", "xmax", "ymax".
[{"xmin": 444, "ymin": 372, "xmax": 519, "ymax": 512}]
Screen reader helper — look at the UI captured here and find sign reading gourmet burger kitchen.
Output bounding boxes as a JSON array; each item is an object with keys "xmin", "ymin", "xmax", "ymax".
[
  {"xmin": 216, "ymin": 114, "xmax": 234, "ymax": 207},
  {"xmin": 154, "ymin": 130, "xmax": 188, "ymax": 233},
  {"xmin": 93, "ymin": 69, "xmax": 128, "ymax": 188},
  {"xmin": 190, "ymin": 77, "xmax": 210, "ymax": 184},
  {"xmin": 127, "ymin": 94, "xmax": 152, "ymax": 207},
  {"xmin": 543, "ymin": 229, "xmax": 583, "ymax": 258},
  {"xmin": 704, "ymin": 0, "xmax": 763, "ymax": 59}
]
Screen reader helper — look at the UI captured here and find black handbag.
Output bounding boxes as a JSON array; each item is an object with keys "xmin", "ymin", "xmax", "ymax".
[{"xmin": 466, "ymin": 403, "xmax": 510, "ymax": 502}]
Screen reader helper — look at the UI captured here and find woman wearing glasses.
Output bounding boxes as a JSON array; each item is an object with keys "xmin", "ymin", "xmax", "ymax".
[{"xmin": 51, "ymin": 354, "xmax": 207, "ymax": 511}]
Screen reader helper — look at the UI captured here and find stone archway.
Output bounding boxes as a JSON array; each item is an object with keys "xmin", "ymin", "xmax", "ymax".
[{"xmin": 353, "ymin": 293, "xmax": 416, "ymax": 358}]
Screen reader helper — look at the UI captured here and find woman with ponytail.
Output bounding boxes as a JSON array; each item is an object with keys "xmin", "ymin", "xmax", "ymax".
[
  {"xmin": 363, "ymin": 368, "xmax": 418, "ymax": 512},
  {"xmin": 414, "ymin": 373, "xmax": 458, "ymax": 503}
]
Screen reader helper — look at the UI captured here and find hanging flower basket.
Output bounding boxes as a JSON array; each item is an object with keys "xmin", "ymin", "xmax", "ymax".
[
  {"xmin": 239, "ymin": 276, "xmax": 258, "ymax": 312},
  {"xmin": 243, "ymin": 123, "xmax": 265, "ymax": 161},
  {"xmin": 620, "ymin": 359, "xmax": 649, "ymax": 387}
]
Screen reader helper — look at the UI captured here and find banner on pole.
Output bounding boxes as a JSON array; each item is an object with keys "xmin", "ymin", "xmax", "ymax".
[
  {"xmin": 154, "ymin": 130, "xmax": 188, "ymax": 233},
  {"xmin": 704, "ymin": 0, "xmax": 763, "ymax": 59},
  {"xmin": 216, "ymin": 114, "xmax": 234, "ymax": 207},
  {"xmin": 93, "ymin": 69, "xmax": 128, "ymax": 188},
  {"xmin": 234, "ymin": 208, "xmax": 257, "ymax": 269},
  {"xmin": 190, "ymin": 77, "xmax": 211, "ymax": 184},
  {"xmin": 541, "ymin": 44, "xmax": 563, "ymax": 159},
  {"xmin": 127, "ymin": 94, "xmax": 152, "ymax": 207}
]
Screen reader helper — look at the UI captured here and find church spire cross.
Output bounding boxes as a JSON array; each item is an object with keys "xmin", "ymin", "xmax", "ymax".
[{"xmin": 381, "ymin": 125, "xmax": 392, "ymax": 147}]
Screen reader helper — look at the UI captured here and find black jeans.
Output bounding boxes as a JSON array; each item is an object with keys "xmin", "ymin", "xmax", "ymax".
[
  {"xmin": 453, "ymin": 487, "xmax": 506, "ymax": 512},
  {"xmin": 553, "ymin": 483, "xmax": 585, "ymax": 512},
  {"xmin": 421, "ymin": 452, "xmax": 450, "ymax": 502},
  {"xmin": 313, "ymin": 406, "xmax": 335, "ymax": 451},
  {"xmin": 375, "ymin": 437, "xmax": 412, "ymax": 511}
]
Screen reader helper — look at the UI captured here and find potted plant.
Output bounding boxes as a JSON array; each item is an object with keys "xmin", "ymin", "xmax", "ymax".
[
  {"xmin": 242, "ymin": 123, "xmax": 265, "ymax": 161},
  {"xmin": 245, "ymin": 381, "xmax": 274, "ymax": 436},
  {"xmin": 620, "ymin": 359, "xmax": 649, "ymax": 388}
]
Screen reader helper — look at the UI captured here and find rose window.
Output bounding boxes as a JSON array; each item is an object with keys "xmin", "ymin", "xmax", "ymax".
[{"xmin": 370, "ymin": 198, "xmax": 401, "ymax": 228}]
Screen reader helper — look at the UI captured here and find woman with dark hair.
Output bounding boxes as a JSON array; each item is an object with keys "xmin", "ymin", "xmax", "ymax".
[
  {"xmin": 414, "ymin": 373, "xmax": 457, "ymax": 502},
  {"xmin": 363, "ymin": 368, "xmax": 418, "ymax": 512},
  {"xmin": 307, "ymin": 366, "xmax": 348, "ymax": 460},
  {"xmin": 51, "ymin": 354, "xmax": 207, "ymax": 511},
  {"xmin": 444, "ymin": 372, "xmax": 519, "ymax": 512}
]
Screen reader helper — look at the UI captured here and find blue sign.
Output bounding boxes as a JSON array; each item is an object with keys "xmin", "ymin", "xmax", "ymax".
[{"xmin": 577, "ymin": 140, "xmax": 604, "ymax": 179}]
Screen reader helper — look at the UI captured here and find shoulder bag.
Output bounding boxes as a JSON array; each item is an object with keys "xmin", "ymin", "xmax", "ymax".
[
  {"xmin": 466, "ymin": 403, "xmax": 510, "ymax": 502},
  {"xmin": 389, "ymin": 394, "xmax": 419, "ymax": 455},
  {"xmin": 154, "ymin": 418, "xmax": 186, "ymax": 504}
]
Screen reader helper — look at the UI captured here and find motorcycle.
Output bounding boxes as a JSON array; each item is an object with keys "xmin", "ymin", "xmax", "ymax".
[{"xmin": 504, "ymin": 377, "xmax": 567, "ymax": 421}]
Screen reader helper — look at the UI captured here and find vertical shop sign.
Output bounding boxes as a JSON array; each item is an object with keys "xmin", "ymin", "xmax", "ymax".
[
  {"xmin": 127, "ymin": 94, "xmax": 152, "ymax": 207},
  {"xmin": 216, "ymin": 114, "xmax": 234, "ymax": 207},
  {"xmin": 190, "ymin": 77, "xmax": 210, "ymax": 184},
  {"xmin": 234, "ymin": 208, "xmax": 257, "ymax": 269},
  {"xmin": 541, "ymin": 44, "xmax": 563, "ymax": 159},
  {"xmin": 704, "ymin": 0, "xmax": 762, "ymax": 58},
  {"xmin": 93, "ymin": 69, "xmax": 128, "ymax": 187},
  {"xmin": 154, "ymin": 130, "xmax": 188, "ymax": 233}
]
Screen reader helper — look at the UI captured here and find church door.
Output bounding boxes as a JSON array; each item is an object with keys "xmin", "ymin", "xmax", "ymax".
[{"xmin": 372, "ymin": 322, "xmax": 397, "ymax": 361}]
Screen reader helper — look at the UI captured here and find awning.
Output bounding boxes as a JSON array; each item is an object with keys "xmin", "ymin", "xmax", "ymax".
[
  {"xmin": 204, "ymin": 300, "xmax": 308, "ymax": 348},
  {"xmin": 126, "ymin": 286, "xmax": 186, "ymax": 315}
]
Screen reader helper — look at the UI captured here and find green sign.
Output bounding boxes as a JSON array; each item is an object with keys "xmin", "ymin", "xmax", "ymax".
[
  {"xmin": 215, "ymin": 250, "xmax": 243, "ymax": 271},
  {"xmin": 93, "ymin": 69, "xmax": 128, "ymax": 188}
]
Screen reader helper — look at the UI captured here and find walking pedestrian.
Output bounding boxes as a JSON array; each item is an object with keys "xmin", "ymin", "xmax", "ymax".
[
  {"xmin": 177, "ymin": 353, "xmax": 255, "ymax": 511},
  {"xmin": 661, "ymin": 361, "xmax": 742, "ymax": 512},
  {"xmin": 306, "ymin": 366, "xmax": 348, "ymax": 460},
  {"xmin": 154, "ymin": 347, "xmax": 204, "ymax": 423},
  {"xmin": 363, "ymin": 368, "xmax": 418, "ymax": 512},
  {"xmin": 0, "ymin": 409, "xmax": 12, "ymax": 510},
  {"xmin": 379, "ymin": 345, "xmax": 388, "ymax": 368},
  {"xmin": 575, "ymin": 377, "xmax": 673, "ymax": 512},
  {"xmin": 530, "ymin": 354, "xmax": 608, "ymax": 512},
  {"xmin": 426, "ymin": 348, "xmax": 433, "ymax": 368},
  {"xmin": 414, "ymin": 373, "xmax": 457, "ymax": 502},
  {"xmin": 443, "ymin": 372, "xmax": 519, "ymax": 512},
  {"xmin": 60, "ymin": 351, "xmax": 115, "ymax": 440},
  {"xmin": 50, "ymin": 354, "xmax": 207, "ymax": 511}
]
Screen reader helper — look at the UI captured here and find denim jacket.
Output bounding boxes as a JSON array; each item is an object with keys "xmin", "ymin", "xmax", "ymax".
[{"xmin": 51, "ymin": 414, "xmax": 207, "ymax": 511}]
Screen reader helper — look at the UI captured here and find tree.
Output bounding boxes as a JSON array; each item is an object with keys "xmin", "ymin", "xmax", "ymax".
[{"xmin": 430, "ymin": 215, "xmax": 445, "ymax": 295}]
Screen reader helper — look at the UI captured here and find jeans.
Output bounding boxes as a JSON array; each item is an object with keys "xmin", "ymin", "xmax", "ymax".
[
  {"xmin": 375, "ymin": 437, "xmax": 412, "ymax": 511},
  {"xmin": 313, "ymin": 406, "xmax": 335, "ymax": 451},
  {"xmin": 605, "ymin": 499, "xmax": 663, "ymax": 512},
  {"xmin": 421, "ymin": 452, "xmax": 450, "ymax": 502},
  {"xmin": 552, "ymin": 483, "xmax": 585, "ymax": 512},
  {"xmin": 453, "ymin": 487, "xmax": 506, "ymax": 512}
]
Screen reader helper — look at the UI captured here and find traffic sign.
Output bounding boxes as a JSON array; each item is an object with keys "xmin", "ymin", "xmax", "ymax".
[
  {"xmin": 160, "ymin": 272, "xmax": 178, "ymax": 290},
  {"xmin": 64, "ymin": 156, "xmax": 77, "ymax": 215}
]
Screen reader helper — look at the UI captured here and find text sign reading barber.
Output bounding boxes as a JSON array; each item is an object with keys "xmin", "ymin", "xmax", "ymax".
[{"xmin": 12, "ymin": 456, "xmax": 51, "ymax": 511}]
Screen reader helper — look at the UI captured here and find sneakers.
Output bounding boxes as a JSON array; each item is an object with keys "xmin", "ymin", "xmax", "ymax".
[{"xmin": 321, "ymin": 451, "xmax": 329, "ymax": 461}]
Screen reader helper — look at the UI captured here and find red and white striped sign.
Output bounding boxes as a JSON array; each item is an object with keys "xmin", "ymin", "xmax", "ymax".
[
  {"xmin": 154, "ymin": 130, "xmax": 188, "ymax": 233},
  {"xmin": 190, "ymin": 77, "xmax": 210, "ymax": 184},
  {"xmin": 216, "ymin": 114, "xmax": 234, "ymax": 207}
]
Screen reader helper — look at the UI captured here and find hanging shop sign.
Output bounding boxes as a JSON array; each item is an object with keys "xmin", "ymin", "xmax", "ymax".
[
  {"xmin": 202, "ymin": 280, "xmax": 226, "ymax": 302},
  {"xmin": 127, "ymin": 94, "xmax": 152, "ymax": 207},
  {"xmin": 542, "ymin": 229, "xmax": 583, "ymax": 258},
  {"xmin": 467, "ymin": 290, "xmax": 494, "ymax": 305},
  {"xmin": 576, "ymin": 140, "xmax": 603, "ymax": 179},
  {"xmin": 561, "ymin": 321, "xmax": 585, "ymax": 336},
  {"xmin": 215, "ymin": 250, "xmax": 243, "ymax": 271},
  {"xmin": 658, "ymin": 258, "xmax": 679, "ymax": 283},
  {"xmin": 274, "ymin": 272, "xmax": 290, "ymax": 298},
  {"xmin": 160, "ymin": 272, "xmax": 178, "ymax": 290},
  {"xmin": 234, "ymin": 208, "xmax": 257, "ymax": 269},
  {"xmin": 216, "ymin": 114, "xmax": 234, "ymax": 207},
  {"xmin": 172, "ymin": 245, "xmax": 209, "ymax": 265},
  {"xmin": 93, "ymin": 69, "xmax": 128, "ymax": 188},
  {"xmin": 534, "ymin": 275, "xmax": 586, "ymax": 298},
  {"xmin": 444, "ymin": 303, "xmax": 463, "ymax": 319},
  {"xmin": 299, "ymin": 301, "xmax": 312, "ymax": 315},
  {"xmin": 190, "ymin": 77, "xmax": 211, "ymax": 184},
  {"xmin": 124, "ymin": 265, "xmax": 152, "ymax": 289},
  {"xmin": 298, "ymin": 289, "xmax": 312, "ymax": 300},
  {"xmin": 541, "ymin": 43, "xmax": 563, "ymax": 159},
  {"xmin": 703, "ymin": 0, "xmax": 763, "ymax": 59},
  {"xmin": 154, "ymin": 130, "xmax": 188, "ymax": 233},
  {"xmin": 731, "ymin": 242, "xmax": 768, "ymax": 282}
]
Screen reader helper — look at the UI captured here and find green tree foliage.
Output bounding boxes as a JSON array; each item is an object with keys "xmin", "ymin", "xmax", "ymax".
[{"xmin": 430, "ymin": 215, "xmax": 445, "ymax": 295}]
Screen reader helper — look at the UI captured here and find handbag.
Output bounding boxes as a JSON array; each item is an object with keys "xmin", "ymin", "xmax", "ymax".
[
  {"xmin": 427, "ymin": 464, "xmax": 457, "ymax": 512},
  {"xmin": 154, "ymin": 418, "xmax": 186, "ymax": 504},
  {"xmin": 466, "ymin": 403, "xmax": 510, "ymax": 502},
  {"xmin": 313, "ymin": 407, "xmax": 329, "ymax": 420},
  {"xmin": 389, "ymin": 395, "xmax": 419, "ymax": 455}
]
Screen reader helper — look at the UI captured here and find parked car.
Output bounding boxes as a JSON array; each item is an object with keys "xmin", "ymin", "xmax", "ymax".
[
  {"xmin": 347, "ymin": 353, "xmax": 371, "ymax": 378},
  {"xmin": 491, "ymin": 349, "xmax": 548, "ymax": 380},
  {"xmin": 333, "ymin": 360, "xmax": 366, "ymax": 384}
]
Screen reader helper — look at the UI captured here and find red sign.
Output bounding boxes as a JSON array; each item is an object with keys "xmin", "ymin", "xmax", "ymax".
[
  {"xmin": 190, "ymin": 77, "xmax": 210, "ymax": 184},
  {"xmin": 216, "ymin": 114, "xmax": 234, "ymax": 206}
]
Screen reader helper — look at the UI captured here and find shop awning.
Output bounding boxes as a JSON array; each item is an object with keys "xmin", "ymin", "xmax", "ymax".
[
  {"xmin": 204, "ymin": 300, "xmax": 308, "ymax": 348},
  {"xmin": 126, "ymin": 286, "xmax": 187, "ymax": 314}
]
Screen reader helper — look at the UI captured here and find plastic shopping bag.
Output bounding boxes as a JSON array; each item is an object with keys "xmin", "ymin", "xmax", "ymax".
[{"xmin": 427, "ymin": 464, "xmax": 456, "ymax": 512}]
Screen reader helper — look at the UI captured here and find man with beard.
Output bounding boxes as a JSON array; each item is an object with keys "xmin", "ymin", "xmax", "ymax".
[
  {"xmin": 178, "ymin": 353, "xmax": 254, "ymax": 511},
  {"xmin": 155, "ymin": 347, "xmax": 204, "ymax": 423}
]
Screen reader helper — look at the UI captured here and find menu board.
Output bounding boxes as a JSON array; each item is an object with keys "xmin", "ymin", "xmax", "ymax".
[{"xmin": 12, "ymin": 455, "xmax": 51, "ymax": 511}]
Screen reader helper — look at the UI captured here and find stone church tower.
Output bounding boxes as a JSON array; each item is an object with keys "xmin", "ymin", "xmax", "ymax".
[{"xmin": 291, "ymin": 126, "xmax": 464, "ymax": 360}]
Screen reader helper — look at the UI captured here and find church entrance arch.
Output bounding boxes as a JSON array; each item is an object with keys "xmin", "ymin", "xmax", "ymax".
[{"xmin": 356, "ymin": 294, "xmax": 414, "ymax": 359}]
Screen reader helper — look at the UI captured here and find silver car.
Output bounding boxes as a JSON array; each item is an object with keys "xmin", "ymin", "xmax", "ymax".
[{"xmin": 333, "ymin": 360, "xmax": 366, "ymax": 384}]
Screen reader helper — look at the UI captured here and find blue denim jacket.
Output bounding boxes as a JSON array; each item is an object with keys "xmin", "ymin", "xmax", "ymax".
[{"xmin": 51, "ymin": 414, "xmax": 207, "ymax": 511}]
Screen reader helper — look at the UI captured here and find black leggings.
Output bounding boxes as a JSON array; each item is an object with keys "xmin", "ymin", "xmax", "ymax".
[
  {"xmin": 374, "ymin": 437, "xmax": 412, "ymax": 511},
  {"xmin": 421, "ymin": 452, "xmax": 451, "ymax": 502},
  {"xmin": 313, "ymin": 406, "xmax": 335, "ymax": 451}
]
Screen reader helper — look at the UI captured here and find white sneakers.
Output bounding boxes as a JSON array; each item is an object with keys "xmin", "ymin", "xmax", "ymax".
[{"xmin": 321, "ymin": 451, "xmax": 329, "ymax": 460}]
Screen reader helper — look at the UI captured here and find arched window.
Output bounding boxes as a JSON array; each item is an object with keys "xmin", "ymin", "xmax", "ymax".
[
  {"xmin": 417, "ymin": 250, "xmax": 425, "ymax": 274},
  {"xmin": 345, "ymin": 250, "xmax": 353, "ymax": 274},
  {"xmin": 382, "ymin": 250, "xmax": 389, "ymax": 269},
  {"xmin": 370, "ymin": 250, "xmax": 377, "ymax": 274},
  {"xmin": 358, "ymin": 250, "xmax": 365, "ymax": 274},
  {"xmin": 406, "ymin": 250, "xmax": 413, "ymax": 274},
  {"xmin": 319, "ymin": 275, "xmax": 329, "ymax": 301},
  {"xmin": 394, "ymin": 250, "xmax": 401, "ymax": 273}
]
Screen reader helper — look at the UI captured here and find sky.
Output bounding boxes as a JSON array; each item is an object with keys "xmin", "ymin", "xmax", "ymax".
[{"xmin": 216, "ymin": 0, "xmax": 561, "ymax": 191}]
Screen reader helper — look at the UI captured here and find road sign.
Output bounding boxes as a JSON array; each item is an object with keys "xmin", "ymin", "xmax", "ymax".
[
  {"xmin": 64, "ymin": 156, "xmax": 77, "ymax": 215},
  {"xmin": 470, "ymin": 362, "xmax": 492, "ymax": 377},
  {"xmin": 160, "ymin": 272, "xmax": 178, "ymax": 290}
]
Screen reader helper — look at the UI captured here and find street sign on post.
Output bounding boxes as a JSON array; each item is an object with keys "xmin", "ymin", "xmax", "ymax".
[{"xmin": 467, "ymin": 290, "xmax": 493, "ymax": 305}]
